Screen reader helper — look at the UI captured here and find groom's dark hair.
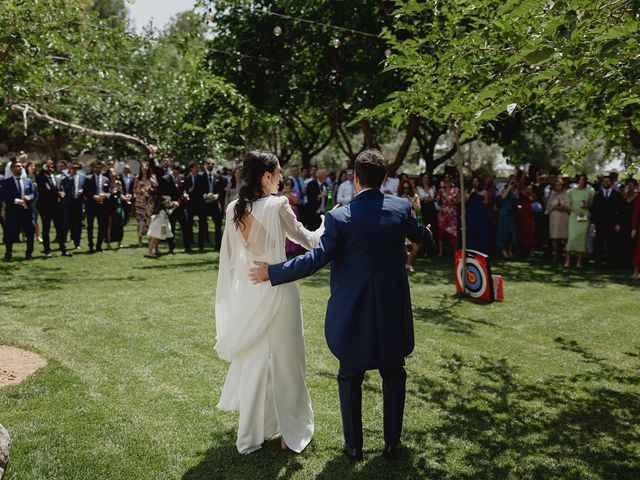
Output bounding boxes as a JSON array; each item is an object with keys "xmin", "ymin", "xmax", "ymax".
[{"xmin": 355, "ymin": 149, "xmax": 387, "ymax": 188}]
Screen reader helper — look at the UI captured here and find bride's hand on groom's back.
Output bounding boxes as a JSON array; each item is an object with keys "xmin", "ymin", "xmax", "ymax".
[{"xmin": 249, "ymin": 261, "xmax": 270, "ymax": 284}]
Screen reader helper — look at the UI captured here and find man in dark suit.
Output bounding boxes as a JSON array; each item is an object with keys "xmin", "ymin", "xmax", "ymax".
[
  {"xmin": 250, "ymin": 149, "xmax": 433, "ymax": 460},
  {"xmin": 148, "ymin": 145, "xmax": 171, "ymax": 180},
  {"xmin": 304, "ymin": 168, "xmax": 329, "ymax": 230},
  {"xmin": 196, "ymin": 158, "xmax": 226, "ymax": 251},
  {"xmin": 120, "ymin": 164, "xmax": 135, "ymax": 225},
  {"xmin": 183, "ymin": 161, "xmax": 205, "ymax": 252},
  {"xmin": 60, "ymin": 161, "xmax": 85, "ymax": 251},
  {"xmin": 83, "ymin": 160, "xmax": 111, "ymax": 253},
  {"xmin": 591, "ymin": 175, "xmax": 624, "ymax": 267},
  {"xmin": 160, "ymin": 162, "xmax": 191, "ymax": 253},
  {"xmin": 2, "ymin": 159, "xmax": 36, "ymax": 261},
  {"xmin": 36, "ymin": 157, "xmax": 67, "ymax": 257}
]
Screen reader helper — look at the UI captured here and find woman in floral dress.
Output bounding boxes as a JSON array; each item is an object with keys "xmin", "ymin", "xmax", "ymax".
[
  {"xmin": 436, "ymin": 175, "xmax": 460, "ymax": 257},
  {"xmin": 133, "ymin": 161, "xmax": 158, "ymax": 245}
]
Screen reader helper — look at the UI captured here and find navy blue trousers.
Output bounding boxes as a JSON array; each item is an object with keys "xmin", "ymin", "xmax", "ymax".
[
  {"xmin": 4, "ymin": 208, "xmax": 35, "ymax": 258},
  {"xmin": 337, "ymin": 364, "xmax": 406, "ymax": 449}
]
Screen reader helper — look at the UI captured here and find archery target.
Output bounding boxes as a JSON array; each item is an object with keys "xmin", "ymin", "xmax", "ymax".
[
  {"xmin": 455, "ymin": 249, "xmax": 495, "ymax": 302},
  {"xmin": 456, "ymin": 257, "xmax": 488, "ymax": 298}
]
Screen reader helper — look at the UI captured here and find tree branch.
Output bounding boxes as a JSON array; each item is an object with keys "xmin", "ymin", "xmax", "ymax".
[
  {"xmin": 293, "ymin": 112, "xmax": 319, "ymax": 140},
  {"xmin": 336, "ymin": 123, "xmax": 355, "ymax": 159},
  {"xmin": 360, "ymin": 119, "xmax": 380, "ymax": 150},
  {"xmin": 432, "ymin": 137, "xmax": 476, "ymax": 169},
  {"xmin": 280, "ymin": 115, "xmax": 306, "ymax": 152},
  {"xmin": 388, "ymin": 114, "xmax": 420, "ymax": 175},
  {"xmin": 309, "ymin": 125, "xmax": 335, "ymax": 158},
  {"xmin": 11, "ymin": 104, "xmax": 150, "ymax": 152}
]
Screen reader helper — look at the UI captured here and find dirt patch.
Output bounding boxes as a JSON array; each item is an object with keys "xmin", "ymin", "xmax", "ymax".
[{"xmin": 0, "ymin": 346, "xmax": 47, "ymax": 387}]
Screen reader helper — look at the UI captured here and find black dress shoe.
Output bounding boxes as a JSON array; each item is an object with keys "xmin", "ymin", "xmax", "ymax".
[
  {"xmin": 343, "ymin": 446, "xmax": 363, "ymax": 461},
  {"xmin": 25, "ymin": 255, "xmax": 33, "ymax": 261},
  {"xmin": 3, "ymin": 256, "xmax": 12, "ymax": 262},
  {"xmin": 382, "ymin": 443, "xmax": 402, "ymax": 460}
]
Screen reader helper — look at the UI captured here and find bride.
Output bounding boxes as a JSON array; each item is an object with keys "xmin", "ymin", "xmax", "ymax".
[{"xmin": 215, "ymin": 151, "xmax": 324, "ymax": 454}]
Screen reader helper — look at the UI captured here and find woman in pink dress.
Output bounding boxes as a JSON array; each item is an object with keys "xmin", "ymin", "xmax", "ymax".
[
  {"xmin": 436, "ymin": 175, "xmax": 460, "ymax": 257},
  {"xmin": 282, "ymin": 178, "xmax": 301, "ymax": 255}
]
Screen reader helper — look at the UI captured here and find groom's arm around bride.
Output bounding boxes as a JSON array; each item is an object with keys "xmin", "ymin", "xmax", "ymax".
[{"xmin": 250, "ymin": 149, "xmax": 433, "ymax": 460}]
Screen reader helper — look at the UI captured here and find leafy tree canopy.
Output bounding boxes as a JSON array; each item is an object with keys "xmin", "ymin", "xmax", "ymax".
[{"xmin": 365, "ymin": 0, "xmax": 640, "ymax": 170}]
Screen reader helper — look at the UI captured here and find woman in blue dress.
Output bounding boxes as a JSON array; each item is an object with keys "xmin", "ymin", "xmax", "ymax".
[
  {"xmin": 496, "ymin": 176, "xmax": 519, "ymax": 258},
  {"xmin": 465, "ymin": 176, "xmax": 489, "ymax": 254}
]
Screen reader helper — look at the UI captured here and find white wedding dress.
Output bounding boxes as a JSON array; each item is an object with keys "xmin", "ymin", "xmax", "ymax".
[{"xmin": 215, "ymin": 195, "xmax": 323, "ymax": 454}]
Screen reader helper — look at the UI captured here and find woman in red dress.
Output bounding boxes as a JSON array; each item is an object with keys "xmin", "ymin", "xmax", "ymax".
[{"xmin": 517, "ymin": 181, "xmax": 536, "ymax": 256}]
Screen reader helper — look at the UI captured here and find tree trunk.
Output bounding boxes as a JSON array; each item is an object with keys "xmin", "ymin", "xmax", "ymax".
[
  {"xmin": 300, "ymin": 151, "xmax": 313, "ymax": 169},
  {"xmin": 629, "ymin": 123, "xmax": 640, "ymax": 150},
  {"xmin": 360, "ymin": 119, "xmax": 380, "ymax": 150},
  {"xmin": 453, "ymin": 122, "xmax": 467, "ymax": 297},
  {"xmin": 388, "ymin": 114, "xmax": 419, "ymax": 176}
]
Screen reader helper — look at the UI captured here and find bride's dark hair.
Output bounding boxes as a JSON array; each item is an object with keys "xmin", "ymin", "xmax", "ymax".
[{"xmin": 233, "ymin": 151, "xmax": 279, "ymax": 229}]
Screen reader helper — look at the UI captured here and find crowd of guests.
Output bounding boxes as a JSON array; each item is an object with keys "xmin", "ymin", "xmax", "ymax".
[
  {"xmin": 384, "ymin": 169, "xmax": 639, "ymax": 277},
  {"xmin": 2, "ymin": 150, "xmax": 640, "ymax": 279},
  {"xmin": 0, "ymin": 148, "xmax": 231, "ymax": 260},
  {"xmin": 287, "ymin": 165, "xmax": 640, "ymax": 277}
]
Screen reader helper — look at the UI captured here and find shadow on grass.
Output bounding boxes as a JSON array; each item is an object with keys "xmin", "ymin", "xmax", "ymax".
[
  {"xmin": 134, "ymin": 259, "xmax": 218, "ymax": 271},
  {"xmin": 182, "ymin": 432, "xmax": 306, "ymax": 480},
  {"xmin": 315, "ymin": 448, "xmax": 420, "ymax": 480},
  {"xmin": 408, "ymin": 256, "xmax": 633, "ymax": 288},
  {"xmin": 406, "ymin": 340, "xmax": 640, "ymax": 479},
  {"xmin": 413, "ymin": 294, "xmax": 499, "ymax": 335}
]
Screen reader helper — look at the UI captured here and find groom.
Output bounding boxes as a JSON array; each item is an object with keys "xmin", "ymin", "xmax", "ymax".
[{"xmin": 250, "ymin": 149, "xmax": 433, "ymax": 460}]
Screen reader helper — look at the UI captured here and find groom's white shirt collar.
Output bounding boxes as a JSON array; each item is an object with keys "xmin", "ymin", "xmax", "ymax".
[{"xmin": 357, "ymin": 188, "xmax": 372, "ymax": 196}]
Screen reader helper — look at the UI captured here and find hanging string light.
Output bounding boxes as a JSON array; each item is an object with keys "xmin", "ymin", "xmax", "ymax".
[
  {"xmin": 204, "ymin": 1, "xmax": 393, "ymax": 58},
  {"xmin": 208, "ymin": 0, "xmax": 380, "ymax": 39},
  {"xmin": 126, "ymin": 0, "xmax": 136, "ymax": 5}
]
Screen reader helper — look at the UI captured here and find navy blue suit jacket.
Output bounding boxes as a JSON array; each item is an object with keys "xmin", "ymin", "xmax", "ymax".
[
  {"xmin": 60, "ymin": 175, "xmax": 85, "ymax": 208},
  {"xmin": 2, "ymin": 176, "xmax": 35, "ymax": 212},
  {"xmin": 268, "ymin": 189, "xmax": 433, "ymax": 370},
  {"xmin": 183, "ymin": 173, "xmax": 204, "ymax": 211},
  {"xmin": 82, "ymin": 173, "xmax": 111, "ymax": 210}
]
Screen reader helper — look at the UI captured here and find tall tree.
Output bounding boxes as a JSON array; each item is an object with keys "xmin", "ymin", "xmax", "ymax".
[
  {"xmin": 202, "ymin": 0, "xmax": 403, "ymax": 166},
  {"xmin": 0, "ymin": 1, "xmax": 250, "ymax": 161},
  {"xmin": 364, "ymin": 0, "xmax": 640, "ymax": 293},
  {"xmin": 91, "ymin": 0, "xmax": 128, "ymax": 23}
]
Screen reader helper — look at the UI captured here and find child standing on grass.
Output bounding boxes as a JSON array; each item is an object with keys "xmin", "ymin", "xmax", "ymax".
[{"xmin": 145, "ymin": 195, "xmax": 174, "ymax": 258}]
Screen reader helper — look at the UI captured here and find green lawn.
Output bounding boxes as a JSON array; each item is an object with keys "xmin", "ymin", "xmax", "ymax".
[{"xmin": 1, "ymin": 225, "xmax": 639, "ymax": 479}]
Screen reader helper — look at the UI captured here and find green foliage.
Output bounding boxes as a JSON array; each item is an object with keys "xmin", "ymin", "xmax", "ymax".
[
  {"xmin": 369, "ymin": 0, "xmax": 640, "ymax": 169},
  {"xmin": 201, "ymin": 0, "xmax": 401, "ymax": 164},
  {"xmin": 0, "ymin": 1, "xmax": 251, "ymax": 162},
  {"xmin": 90, "ymin": 0, "xmax": 128, "ymax": 23}
]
